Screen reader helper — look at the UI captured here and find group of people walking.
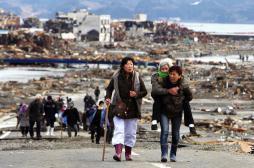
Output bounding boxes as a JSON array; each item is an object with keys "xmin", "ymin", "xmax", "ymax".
[
  {"xmin": 16, "ymin": 95, "xmax": 81, "ymax": 139},
  {"xmin": 16, "ymin": 56, "xmax": 197, "ymax": 163},
  {"xmin": 105, "ymin": 56, "xmax": 197, "ymax": 162}
]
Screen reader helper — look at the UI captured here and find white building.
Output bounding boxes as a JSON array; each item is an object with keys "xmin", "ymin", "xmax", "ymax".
[
  {"xmin": 57, "ymin": 9, "xmax": 111, "ymax": 42},
  {"xmin": 134, "ymin": 14, "xmax": 147, "ymax": 22},
  {"xmin": 57, "ymin": 9, "xmax": 89, "ymax": 24}
]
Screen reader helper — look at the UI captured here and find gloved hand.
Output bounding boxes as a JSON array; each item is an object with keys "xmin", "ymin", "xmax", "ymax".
[{"xmin": 151, "ymin": 120, "xmax": 158, "ymax": 130}]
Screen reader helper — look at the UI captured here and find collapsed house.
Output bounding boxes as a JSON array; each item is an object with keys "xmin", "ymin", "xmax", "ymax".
[
  {"xmin": 45, "ymin": 9, "xmax": 111, "ymax": 43},
  {"xmin": 111, "ymin": 13, "xmax": 154, "ymax": 41},
  {"xmin": 0, "ymin": 9, "xmax": 20, "ymax": 30}
]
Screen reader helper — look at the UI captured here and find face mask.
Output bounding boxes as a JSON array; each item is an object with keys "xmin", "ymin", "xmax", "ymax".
[{"xmin": 158, "ymin": 71, "xmax": 168, "ymax": 78}]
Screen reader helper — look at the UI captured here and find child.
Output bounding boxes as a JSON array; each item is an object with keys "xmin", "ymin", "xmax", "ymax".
[
  {"xmin": 89, "ymin": 101, "xmax": 106, "ymax": 144},
  {"xmin": 17, "ymin": 103, "xmax": 29, "ymax": 137}
]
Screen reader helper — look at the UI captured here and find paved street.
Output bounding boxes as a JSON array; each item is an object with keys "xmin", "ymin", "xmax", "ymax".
[{"xmin": 0, "ymin": 147, "xmax": 253, "ymax": 168}]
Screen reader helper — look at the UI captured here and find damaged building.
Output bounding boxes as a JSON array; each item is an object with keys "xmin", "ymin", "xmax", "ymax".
[
  {"xmin": 73, "ymin": 14, "xmax": 111, "ymax": 42},
  {"xmin": 23, "ymin": 17, "xmax": 42, "ymax": 28},
  {"xmin": 0, "ymin": 9, "xmax": 20, "ymax": 30},
  {"xmin": 47, "ymin": 9, "xmax": 111, "ymax": 42},
  {"xmin": 113, "ymin": 14, "xmax": 154, "ymax": 39}
]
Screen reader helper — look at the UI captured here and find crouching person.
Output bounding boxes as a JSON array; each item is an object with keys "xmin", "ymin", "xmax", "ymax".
[
  {"xmin": 105, "ymin": 57, "xmax": 147, "ymax": 161},
  {"xmin": 63, "ymin": 101, "xmax": 80, "ymax": 137}
]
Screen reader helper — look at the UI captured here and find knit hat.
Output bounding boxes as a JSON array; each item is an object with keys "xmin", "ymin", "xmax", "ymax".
[
  {"xmin": 35, "ymin": 94, "xmax": 42, "ymax": 99},
  {"xmin": 159, "ymin": 58, "xmax": 173, "ymax": 70}
]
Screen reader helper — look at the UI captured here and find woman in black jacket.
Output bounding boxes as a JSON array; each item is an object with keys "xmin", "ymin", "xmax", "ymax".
[{"xmin": 105, "ymin": 57, "xmax": 147, "ymax": 161}]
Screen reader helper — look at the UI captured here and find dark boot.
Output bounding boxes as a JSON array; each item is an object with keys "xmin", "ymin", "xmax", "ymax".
[
  {"xmin": 91, "ymin": 131, "xmax": 95, "ymax": 143},
  {"xmin": 189, "ymin": 127, "xmax": 199, "ymax": 136},
  {"xmin": 170, "ymin": 144, "xmax": 177, "ymax": 162},
  {"xmin": 96, "ymin": 132, "xmax": 100, "ymax": 144},
  {"xmin": 125, "ymin": 146, "xmax": 133, "ymax": 161},
  {"xmin": 113, "ymin": 144, "xmax": 123, "ymax": 161},
  {"xmin": 161, "ymin": 144, "xmax": 168, "ymax": 162},
  {"xmin": 96, "ymin": 137, "xmax": 100, "ymax": 144}
]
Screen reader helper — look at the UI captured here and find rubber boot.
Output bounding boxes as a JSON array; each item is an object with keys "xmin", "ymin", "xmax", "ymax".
[
  {"xmin": 50, "ymin": 127, "xmax": 54, "ymax": 136},
  {"xmin": 189, "ymin": 127, "xmax": 199, "ymax": 136},
  {"xmin": 170, "ymin": 144, "xmax": 177, "ymax": 162},
  {"xmin": 46, "ymin": 126, "xmax": 50, "ymax": 136},
  {"xmin": 125, "ymin": 146, "xmax": 133, "ymax": 161},
  {"xmin": 113, "ymin": 144, "xmax": 123, "ymax": 161},
  {"xmin": 161, "ymin": 144, "xmax": 168, "ymax": 162}
]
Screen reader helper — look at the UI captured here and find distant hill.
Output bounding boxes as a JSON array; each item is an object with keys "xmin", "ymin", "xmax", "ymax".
[{"xmin": 1, "ymin": 0, "xmax": 254, "ymax": 23}]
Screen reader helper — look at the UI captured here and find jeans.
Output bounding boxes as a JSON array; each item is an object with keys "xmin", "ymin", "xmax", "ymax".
[
  {"xmin": 160, "ymin": 113, "xmax": 182, "ymax": 146},
  {"xmin": 67, "ymin": 124, "xmax": 78, "ymax": 137}
]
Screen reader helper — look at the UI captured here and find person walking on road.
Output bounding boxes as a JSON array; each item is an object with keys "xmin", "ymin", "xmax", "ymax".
[
  {"xmin": 17, "ymin": 103, "xmax": 29, "ymax": 137},
  {"xmin": 152, "ymin": 65, "xmax": 193, "ymax": 162},
  {"xmin": 28, "ymin": 94, "xmax": 44, "ymax": 140},
  {"xmin": 84, "ymin": 94, "xmax": 96, "ymax": 130},
  {"xmin": 44, "ymin": 95, "xmax": 58, "ymax": 136},
  {"xmin": 151, "ymin": 58, "xmax": 198, "ymax": 136},
  {"xmin": 105, "ymin": 57, "xmax": 147, "ymax": 161},
  {"xmin": 94, "ymin": 86, "xmax": 100, "ymax": 101},
  {"xmin": 89, "ymin": 101, "xmax": 106, "ymax": 144},
  {"xmin": 63, "ymin": 101, "xmax": 80, "ymax": 137}
]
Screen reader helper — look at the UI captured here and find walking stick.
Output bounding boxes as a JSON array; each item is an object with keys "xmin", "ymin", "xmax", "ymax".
[
  {"xmin": 60, "ymin": 121, "xmax": 63, "ymax": 139},
  {"xmin": 102, "ymin": 104, "xmax": 110, "ymax": 161}
]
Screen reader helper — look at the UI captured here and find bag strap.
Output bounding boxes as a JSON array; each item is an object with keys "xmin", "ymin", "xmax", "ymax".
[{"xmin": 132, "ymin": 71, "xmax": 135, "ymax": 91}]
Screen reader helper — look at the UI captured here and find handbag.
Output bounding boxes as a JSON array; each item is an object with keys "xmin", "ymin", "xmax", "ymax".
[
  {"xmin": 112, "ymin": 100, "xmax": 128, "ymax": 118},
  {"xmin": 112, "ymin": 72, "xmax": 136, "ymax": 118}
]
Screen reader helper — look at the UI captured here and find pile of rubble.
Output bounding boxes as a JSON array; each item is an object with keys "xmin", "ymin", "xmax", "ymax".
[
  {"xmin": 184, "ymin": 63, "xmax": 254, "ymax": 101},
  {"xmin": 0, "ymin": 30, "xmax": 74, "ymax": 58},
  {"xmin": 154, "ymin": 22, "xmax": 214, "ymax": 44}
]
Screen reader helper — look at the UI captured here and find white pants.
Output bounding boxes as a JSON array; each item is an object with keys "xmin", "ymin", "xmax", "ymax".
[{"xmin": 112, "ymin": 116, "xmax": 138, "ymax": 147}]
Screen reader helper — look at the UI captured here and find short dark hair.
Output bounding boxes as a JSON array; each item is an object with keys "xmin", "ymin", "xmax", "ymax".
[
  {"xmin": 120, "ymin": 57, "xmax": 135, "ymax": 69},
  {"xmin": 169, "ymin": 66, "xmax": 182, "ymax": 75},
  {"xmin": 47, "ymin": 95, "xmax": 52, "ymax": 100},
  {"xmin": 99, "ymin": 101, "xmax": 104, "ymax": 105}
]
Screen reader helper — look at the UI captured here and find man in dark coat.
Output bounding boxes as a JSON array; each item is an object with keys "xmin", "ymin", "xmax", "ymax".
[
  {"xmin": 94, "ymin": 86, "xmax": 100, "ymax": 101},
  {"xmin": 44, "ymin": 95, "xmax": 58, "ymax": 136},
  {"xmin": 83, "ymin": 94, "xmax": 96, "ymax": 129},
  {"xmin": 28, "ymin": 94, "xmax": 44, "ymax": 140},
  {"xmin": 63, "ymin": 101, "xmax": 80, "ymax": 137}
]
